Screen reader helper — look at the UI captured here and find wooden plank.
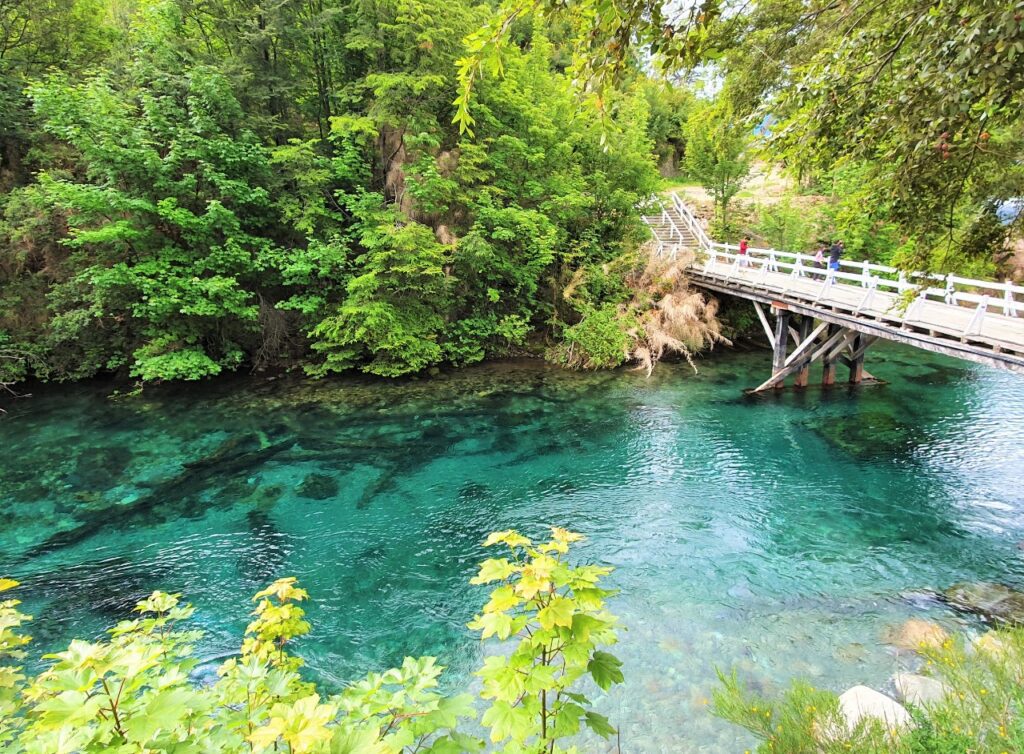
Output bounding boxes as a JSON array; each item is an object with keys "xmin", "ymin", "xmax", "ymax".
[
  {"xmin": 753, "ymin": 301, "xmax": 775, "ymax": 348},
  {"xmin": 772, "ymin": 311, "xmax": 790, "ymax": 390},
  {"xmin": 783, "ymin": 320, "xmax": 829, "ymax": 367},
  {"xmin": 794, "ymin": 316, "xmax": 816, "ymax": 387},
  {"xmin": 821, "ymin": 323, "xmax": 839, "ymax": 385},
  {"xmin": 688, "ymin": 274, "xmax": 1024, "ymax": 374},
  {"xmin": 850, "ymin": 333, "xmax": 865, "ymax": 384}
]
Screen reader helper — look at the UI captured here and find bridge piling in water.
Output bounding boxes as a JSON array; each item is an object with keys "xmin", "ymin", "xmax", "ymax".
[
  {"xmin": 771, "ymin": 309, "xmax": 790, "ymax": 390},
  {"xmin": 794, "ymin": 316, "xmax": 815, "ymax": 387},
  {"xmin": 752, "ymin": 306, "xmax": 878, "ymax": 391},
  {"xmin": 821, "ymin": 324, "xmax": 839, "ymax": 385}
]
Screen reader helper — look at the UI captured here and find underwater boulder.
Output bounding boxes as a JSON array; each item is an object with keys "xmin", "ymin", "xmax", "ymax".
[
  {"xmin": 943, "ymin": 582, "xmax": 1024, "ymax": 625},
  {"xmin": 882, "ymin": 618, "xmax": 949, "ymax": 652},
  {"xmin": 297, "ymin": 473, "xmax": 339, "ymax": 500},
  {"xmin": 804, "ymin": 410, "xmax": 920, "ymax": 461},
  {"xmin": 69, "ymin": 445, "xmax": 134, "ymax": 489}
]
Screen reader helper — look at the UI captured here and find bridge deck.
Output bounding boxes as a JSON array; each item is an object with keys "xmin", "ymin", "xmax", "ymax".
[
  {"xmin": 696, "ymin": 259, "xmax": 1024, "ymax": 352},
  {"xmin": 690, "ymin": 260, "xmax": 1024, "ymax": 374},
  {"xmin": 644, "ymin": 194, "xmax": 1024, "ymax": 376}
]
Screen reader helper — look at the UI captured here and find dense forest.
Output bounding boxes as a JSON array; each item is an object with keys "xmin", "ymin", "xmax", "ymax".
[{"xmin": 1, "ymin": 0, "xmax": 1021, "ymax": 385}]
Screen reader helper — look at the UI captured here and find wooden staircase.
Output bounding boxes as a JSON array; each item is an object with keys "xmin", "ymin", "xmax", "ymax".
[{"xmin": 641, "ymin": 204, "xmax": 699, "ymax": 252}]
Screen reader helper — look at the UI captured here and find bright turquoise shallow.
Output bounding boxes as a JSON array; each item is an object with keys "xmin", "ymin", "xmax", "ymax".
[{"xmin": 2, "ymin": 345, "xmax": 1024, "ymax": 751}]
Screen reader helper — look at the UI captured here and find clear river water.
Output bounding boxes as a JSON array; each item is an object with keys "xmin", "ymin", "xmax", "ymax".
[{"xmin": 2, "ymin": 344, "xmax": 1023, "ymax": 752}]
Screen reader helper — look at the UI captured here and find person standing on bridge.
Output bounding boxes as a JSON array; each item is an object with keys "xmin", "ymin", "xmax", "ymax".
[
  {"xmin": 828, "ymin": 240, "xmax": 844, "ymax": 272},
  {"xmin": 812, "ymin": 244, "xmax": 827, "ymax": 279},
  {"xmin": 739, "ymin": 236, "xmax": 750, "ymax": 267}
]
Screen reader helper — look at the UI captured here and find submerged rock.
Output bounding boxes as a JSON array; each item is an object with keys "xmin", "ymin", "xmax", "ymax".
[
  {"xmin": 804, "ymin": 410, "xmax": 920, "ymax": 461},
  {"xmin": 837, "ymin": 685, "xmax": 912, "ymax": 732},
  {"xmin": 883, "ymin": 619, "xmax": 949, "ymax": 652},
  {"xmin": 833, "ymin": 641, "xmax": 868, "ymax": 664},
  {"xmin": 974, "ymin": 631, "xmax": 1012, "ymax": 657},
  {"xmin": 297, "ymin": 473, "xmax": 339, "ymax": 500},
  {"xmin": 943, "ymin": 582, "xmax": 1024, "ymax": 625},
  {"xmin": 69, "ymin": 445, "xmax": 134, "ymax": 489},
  {"xmin": 457, "ymin": 482, "xmax": 491, "ymax": 503},
  {"xmin": 893, "ymin": 673, "xmax": 948, "ymax": 707}
]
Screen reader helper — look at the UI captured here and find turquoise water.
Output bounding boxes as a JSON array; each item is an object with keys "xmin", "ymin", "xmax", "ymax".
[{"xmin": 2, "ymin": 345, "xmax": 1024, "ymax": 751}]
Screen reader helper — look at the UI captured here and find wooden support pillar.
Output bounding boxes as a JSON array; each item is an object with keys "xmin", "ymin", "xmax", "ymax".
[
  {"xmin": 821, "ymin": 324, "xmax": 839, "ymax": 386},
  {"xmin": 772, "ymin": 309, "xmax": 790, "ymax": 390},
  {"xmin": 794, "ymin": 316, "xmax": 815, "ymax": 387},
  {"xmin": 849, "ymin": 333, "xmax": 865, "ymax": 384}
]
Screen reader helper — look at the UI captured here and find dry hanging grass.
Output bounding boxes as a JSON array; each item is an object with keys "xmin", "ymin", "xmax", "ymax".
[
  {"xmin": 624, "ymin": 245, "xmax": 730, "ymax": 375},
  {"xmin": 556, "ymin": 243, "xmax": 729, "ymax": 374}
]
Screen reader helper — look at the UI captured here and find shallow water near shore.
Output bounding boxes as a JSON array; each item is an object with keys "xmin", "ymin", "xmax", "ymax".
[{"xmin": 2, "ymin": 344, "xmax": 1024, "ymax": 752}]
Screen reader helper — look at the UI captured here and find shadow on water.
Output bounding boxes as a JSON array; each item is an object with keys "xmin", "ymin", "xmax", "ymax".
[{"xmin": 2, "ymin": 361, "xmax": 639, "ymax": 569}]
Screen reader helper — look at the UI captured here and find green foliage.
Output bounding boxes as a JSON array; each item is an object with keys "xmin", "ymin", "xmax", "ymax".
[
  {"xmin": 818, "ymin": 162, "xmax": 913, "ymax": 265},
  {"xmin": 556, "ymin": 305, "xmax": 632, "ymax": 370},
  {"xmin": 703, "ymin": 0, "xmax": 1024, "ymax": 262},
  {"xmin": 309, "ymin": 194, "xmax": 450, "ymax": 378},
  {"xmin": 452, "ymin": 0, "xmax": 720, "ymax": 134},
  {"xmin": 762, "ymin": 0, "xmax": 1024, "ymax": 242},
  {"xmin": 713, "ymin": 673, "xmax": 856, "ymax": 753},
  {"xmin": 755, "ymin": 199, "xmax": 819, "ymax": 253},
  {"xmin": 469, "ymin": 528, "xmax": 623, "ymax": 751},
  {"xmin": 714, "ymin": 626, "xmax": 1024, "ymax": 753},
  {"xmin": 684, "ymin": 100, "xmax": 750, "ymax": 232},
  {"xmin": 0, "ymin": 530, "xmax": 619, "ymax": 753},
  {"xmin": 452, "ymin": 0, "xmax": 1023, "ymax": 272},
  {"xmin": 641, "ymin": 80, "xmax": 694, "ymax": 176},
  {"xmin": 0, "ymin": 0, "xmax": 662, "ymax": 384}
]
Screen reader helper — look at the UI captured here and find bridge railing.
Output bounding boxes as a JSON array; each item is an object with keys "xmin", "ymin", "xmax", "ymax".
[
  {"xmin": 646, "ymin": 199, "xmax": 688, "ymax": 257},
  {"xmin": 700, "ymin": 242, "xmax": 1024, "ymax": 336},
  {"xmin": 653, "ymin": 193, "xmax": 1024, "ymax": 326}
]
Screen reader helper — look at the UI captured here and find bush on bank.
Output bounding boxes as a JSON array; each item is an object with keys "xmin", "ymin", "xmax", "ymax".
[{"xmin": 714, "ymin": 625, "xmax": 1024, "ymax": 753}]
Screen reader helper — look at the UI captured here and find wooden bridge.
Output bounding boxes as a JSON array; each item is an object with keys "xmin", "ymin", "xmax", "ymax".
[{"xmin": 643, "ymin": 194, "xmax": 1024, "ymax": 391}]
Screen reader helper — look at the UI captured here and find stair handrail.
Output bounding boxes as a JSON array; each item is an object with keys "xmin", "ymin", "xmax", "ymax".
[
  {"xmin": 669, "ymin": 192, "xmax": 713, "ymax": 251},
  {"xmin": 657, "ymin": 200, "xmax": 686, "ymax": 247}
]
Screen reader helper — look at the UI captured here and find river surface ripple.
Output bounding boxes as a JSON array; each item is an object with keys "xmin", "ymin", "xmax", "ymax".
[{"xmin": 2, "ymin": 343, "xmax": 1023, "ymax": 752}]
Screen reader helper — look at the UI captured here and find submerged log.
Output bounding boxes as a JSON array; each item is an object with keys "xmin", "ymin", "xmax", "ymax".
[{"xmin": 24, "ymin": 435, "xmax": 296, "ymax": 559}]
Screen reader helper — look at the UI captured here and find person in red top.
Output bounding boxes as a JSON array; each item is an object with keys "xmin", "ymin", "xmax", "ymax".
[{"xmin": 738, "ymin": 237, "xmax": 750, "ymax": 267}]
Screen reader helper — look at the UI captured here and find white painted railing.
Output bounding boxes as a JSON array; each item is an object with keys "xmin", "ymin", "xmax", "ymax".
[
  {"xmin": 648, "ymin": 202, "xmax": 687, "ymax": 257},
  {"xmin": 704, "ymin": 241, "xmax": 1024, "ymax": 321},
  {"xmin": 644, "ymin": 193, "xmax": 1024, "ymax": 338},
  {"xmin": 669, "ymin": 192, "xmax": 714, "ymax": 251}
]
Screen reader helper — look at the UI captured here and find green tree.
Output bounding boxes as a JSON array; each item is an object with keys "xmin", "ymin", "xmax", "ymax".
[
  {"xmin": 455, "ymin": 0, "xmax": 1024, "ymax": 270},
  {"xmin": 684, "ymin": 100, "xmax": 750, "ymax": 232},
  {"xmin": 308, "ymin": 193, "xmax": 451, "ymax": 377}
]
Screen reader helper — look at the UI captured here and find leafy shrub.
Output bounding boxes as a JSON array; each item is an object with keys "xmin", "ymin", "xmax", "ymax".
[
  {"xmin": 714, "ymin": 626, "xmax": 1024, "ymax": 753},
  {"xmin": 755, "ymin": 199, "xmax": 820, "ymax": 252},
  {"xmin": 556, "ymin": 304, "xmax": 631, "ymax": 370},
  {"xmin": 0, "ymin": 528, "xmax": 622, "ymax": 753}
]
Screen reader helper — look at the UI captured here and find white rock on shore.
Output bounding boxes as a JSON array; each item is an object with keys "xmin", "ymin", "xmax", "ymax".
[
  {"xmin": 893, "ymin": 672, "xmax": 948, "ymax": 707},
  {"xmin": 838, "ymin": 685, "xmax": 912, "ymax": 732}
]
